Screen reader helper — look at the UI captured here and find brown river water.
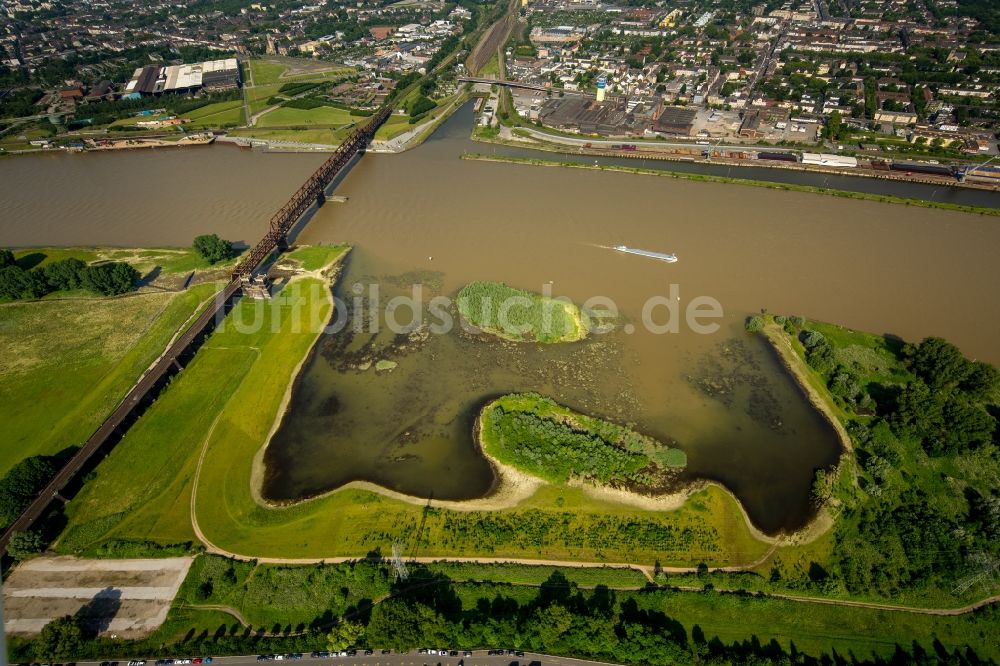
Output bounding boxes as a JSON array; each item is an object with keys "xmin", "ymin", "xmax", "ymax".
[{"xmin": 2, "ymin": 108, "xmax": 998, "ymax": 533}]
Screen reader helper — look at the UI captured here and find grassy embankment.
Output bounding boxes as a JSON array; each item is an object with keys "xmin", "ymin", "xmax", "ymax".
[
  {"xmin": 56, "ymin": 249, "xmax": 764, "ymax": 566},
  {"xmin": 481, "ymin": 393, "xmax": 687, "ymax": 491},
  {"xmin": 184, "ymin": 100, "xmax": 246, "ymax": 128},
  {"xmin": 457, "ymin": 280, "xmax": 588, "ymax": 343},
  {"xmin": 461, "ymin": 153, "xmax": 1000, "ymax": 217},
  {"xmin": 107, "ymin": 101, "xmax": 245, "ymax": 130},
  {"xmin": 0, "ymin": 247, "xmax": 228, "ymax": 477}
]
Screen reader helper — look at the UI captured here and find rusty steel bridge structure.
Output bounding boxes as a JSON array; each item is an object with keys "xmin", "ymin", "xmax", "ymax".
[
  {"xmin": 0, "ymin": 107, "xmax": 392, "ymax": 557},
  {"xmin": 233, "ymin": 105, "xmax": 392, "ymax": 281}
]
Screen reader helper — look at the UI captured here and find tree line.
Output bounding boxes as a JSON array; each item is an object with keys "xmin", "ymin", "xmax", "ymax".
[
  {"xmin": 749, "ymin": 314, "xmax": 1000, "ymax": 598},
  {"xmin": 25, "ymin": 566, "xmax": 997, "ymax": 665},
  {"xmin": 0, "ymin": 250, "xmax": 139, "ymax": 300}
]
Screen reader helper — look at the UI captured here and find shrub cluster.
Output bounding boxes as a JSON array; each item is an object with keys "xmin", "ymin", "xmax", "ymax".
[
  {"xmin": 193, "ymin": 234, "xmax": 235, "ymax": 264},
  {"xmin": 0, "ymin": 252, "xmax": 139, "ymax": 300}
]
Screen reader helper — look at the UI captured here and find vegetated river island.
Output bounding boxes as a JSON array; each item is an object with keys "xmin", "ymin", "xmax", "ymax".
[
  {"xmin": 457, "ymin": 280, "xmax": 591, "ymax": 344},
  {"xmin": 480, "ymin": 392, "xmax": 687, "ymax": 494}
]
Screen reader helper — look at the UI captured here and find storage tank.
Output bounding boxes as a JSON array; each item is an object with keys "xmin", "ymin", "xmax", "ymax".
[{"xmin": 596, "ymin": 77, "xmax": 606, "ymax": 103}]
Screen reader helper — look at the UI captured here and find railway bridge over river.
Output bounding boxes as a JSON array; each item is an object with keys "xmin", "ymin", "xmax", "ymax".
[{"xmin": 0, "ymin": 106, "xmax": 392, "ymax": 557}]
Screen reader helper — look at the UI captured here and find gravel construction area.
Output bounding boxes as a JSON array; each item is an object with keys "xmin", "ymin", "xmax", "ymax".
[{"xmin": 3, "ymin": 556, "xmax": 193, "ymax": 637}]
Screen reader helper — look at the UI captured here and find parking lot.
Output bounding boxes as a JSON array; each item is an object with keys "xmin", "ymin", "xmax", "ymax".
[{"xmin": 74, "ymin": 649, "xmax": 623, "ymax": 666}]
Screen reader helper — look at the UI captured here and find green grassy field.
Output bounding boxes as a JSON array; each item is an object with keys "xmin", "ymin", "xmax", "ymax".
[
  {"xmin": 0, "ymin": 246, "xmax": 227, "ymax": 477},
  {"xmin": 628, "ymin": 587, "xmax": 998, "ymax": 660},
  {"xmin": 248, "ymin": 59, "xmax": 353, "ymax": 86},
  {"xmin": 0, "ymin": 285, "xmax": 217, "ymax": 476},
  {"xmin": 249, "ymin": 60, "xmax": 287, "ymax": 86},
  {"xmin": 184, "ymin": 100, "xmax": 245, "ymax": 128},
  {"xmin": 284, "ymin": 244, "xmax": 349, "ymax": 271},
  {"xmin": 228, "ymin": 128, "xmax": 341, "ymax": 145},
  {"xmin": 457, "ymin": 280, "xmax": 588, "ymax": 343},
  {"xmin": 244, "ymin": 59, "xmax": 354, "ymax": 121},
  {"xmin": 256, "ymin": 105, "xmax": 358, "ymax": 128},
  {"xmin": 246, "ymin": 83, "xmax": 283, "ymax": 117},
  {"xmin": 374, "ymin": 92, "xmax": 465, "ymax": 142},
  {"xmin": 13, "ymin": 247, "xmax": 218, "ymax": 277},
  {"xmin": 373, "ymin": 113, "xmax": 411, "ymax": 140}
]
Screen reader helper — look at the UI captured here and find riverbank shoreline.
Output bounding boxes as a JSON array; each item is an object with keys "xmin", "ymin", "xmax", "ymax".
[
  {"xmin": 462, "ymin": 152, "xmax": 1000, "ymax": 216},
  {"xmin": 248, "ymin": 248, "xmax": 351, "ymax": 509},
  {"xmin": 471, "ymin": 127, "xmax": 1000, "ymax": 195}
]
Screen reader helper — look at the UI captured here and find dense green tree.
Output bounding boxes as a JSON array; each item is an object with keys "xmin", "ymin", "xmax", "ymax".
[
  {"xmin": 364, "ymin": 599, "xmax": 448, "ymax": 651},
  {"xmin": 7, "ymin": 529, "xmax": 46, "ymax": 560},
  {"xmin": 408, "ymin": 95, "xmax": 436, "ymax": 117},
  {"xmin": 906, "ymin": 336, "xmax": 973, "ymax": 390},
  {"xmin": 892, "ymin": 379, "xmax": 995, "ymax": 455},
  {"xmin": 0, "ymin": 265, "xmax": 49, "ymax": 300},
  {"xmin": 937, "ymin": 397, "xmax": 995, "ymax": 454},
  {"xmin": 42, "ymin": 258, "xmax": 86, "ymax": 291},
  {"xmin": 0, "ymin": 455, "xmax": 57, "ymax": 527},
  {"xmin": 81, "ymin": 262, "xmax": 139, "ymax": 296},
  {"xmin": 961, "ymin": 360, "xmax": 1000, "ymax": 399},
  {"xmin": 744, "ymin": 314, "xmax": 764, "ymax": 332},
  {"xmin": 326, "ymin": 620, "xmax": 364, "ymax": 651},
  {"xmin": 34, "ymin": 615, "xmax": 85, "ymax": 661},
  {"xmin": 805, "ymin": 338, "xmax": 836, "ymax": 374},
  {"xmin": 0, "ymin": 248, "xmax": 14, "ymax": 267},
  {"xmin": 825, "ymin": 110, "xmax": 844, "ymax": 140},
  {"xmin": 193, "ymin": 234, "xmax": 235, "ymax": 264}
]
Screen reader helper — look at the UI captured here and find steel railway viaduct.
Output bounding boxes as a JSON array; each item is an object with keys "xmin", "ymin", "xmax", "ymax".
[{"xmin": 0, "ymin": 106, "xmax": 392, "ymax": 557}]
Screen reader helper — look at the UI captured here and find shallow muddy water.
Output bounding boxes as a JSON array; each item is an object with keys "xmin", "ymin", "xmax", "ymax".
[{"xmin": 3, "ymin": 106, "xmax": 998, "ymax": 534}]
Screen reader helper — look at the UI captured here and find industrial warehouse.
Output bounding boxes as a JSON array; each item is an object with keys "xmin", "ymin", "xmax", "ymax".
[{"xmin": 125, "ymin": 58, "xmax": 241, "ymax": 96}]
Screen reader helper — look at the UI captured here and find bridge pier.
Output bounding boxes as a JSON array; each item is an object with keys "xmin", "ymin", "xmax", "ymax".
[{"xmin": 316, "ymin": 190, "xmax": 326, "ymax": 207}]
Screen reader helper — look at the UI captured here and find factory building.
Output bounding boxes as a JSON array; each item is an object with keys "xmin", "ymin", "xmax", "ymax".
[
  {"xmin": 125, "ymin": 58, "xmax": 241, "ymax": 96},
  {"xmin": 537, "ymin": 97, "xmax": 651, "ymax": 136},
  {"xmin": 653, "ymin": 105, "xmax": 697, "ymax": 135}
]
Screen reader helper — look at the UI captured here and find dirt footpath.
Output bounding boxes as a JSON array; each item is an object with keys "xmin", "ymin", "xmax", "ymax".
[{"xmin": 4, "ymin": 556, "xmax": 193, "ymax": 638}]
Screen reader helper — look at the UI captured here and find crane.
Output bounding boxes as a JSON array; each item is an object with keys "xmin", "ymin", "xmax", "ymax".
[{"xmin": 960, "ymin": 152, "xmax": 1000, "ymax": 182}]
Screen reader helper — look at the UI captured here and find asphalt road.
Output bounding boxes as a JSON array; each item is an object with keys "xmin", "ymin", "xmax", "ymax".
[{"xmin": 72, "ymin": 651, "xmax": 622, "ymax": 666}]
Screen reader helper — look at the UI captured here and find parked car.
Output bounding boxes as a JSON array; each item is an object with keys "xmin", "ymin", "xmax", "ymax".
[{"xmin": 380, "ymin": 650, "xmax": 391, "ymax": 655}]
